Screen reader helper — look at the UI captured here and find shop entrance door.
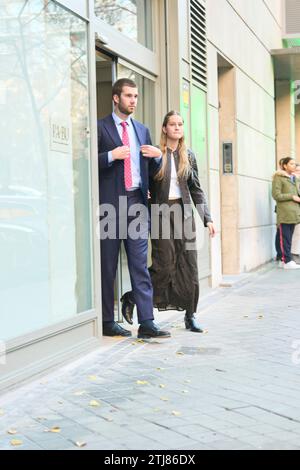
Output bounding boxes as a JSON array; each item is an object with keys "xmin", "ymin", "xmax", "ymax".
[
  {"xmin": 96, "ymin": 51, "xmax": 156, "ymax": 323},
  {"xmin": 95, "ymin": 49, "xmax": 124, "ymax": 322}
]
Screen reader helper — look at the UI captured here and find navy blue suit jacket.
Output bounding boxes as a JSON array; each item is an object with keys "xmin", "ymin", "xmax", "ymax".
[{"xmin": 97, "ymin": 114, "xmax": 161, "ymax": 207}]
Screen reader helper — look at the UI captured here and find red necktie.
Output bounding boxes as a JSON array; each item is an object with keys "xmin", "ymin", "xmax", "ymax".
[{"xmin": 121, "ymin": 121, "xmax": 132, "ymax": 190}]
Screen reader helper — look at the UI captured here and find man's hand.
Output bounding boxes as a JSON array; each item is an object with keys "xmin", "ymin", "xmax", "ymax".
[
  {"xmin": 293, "ymin": 195, "xmax": 300, "ymax": 203},
  {"xmin": 141, "ymin": 145, "xmax": 162, "ymax": 158},
  {"xmin": 112, "ymin": 146, "xmax": 130, "ymax": 161},
  {"xmin": 207, "ymin": 222, "xmax": 216, "ymax": 238}
]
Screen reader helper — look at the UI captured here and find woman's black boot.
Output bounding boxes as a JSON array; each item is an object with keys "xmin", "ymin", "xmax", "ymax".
[
  {"xmin": 120, "ymin": 291, "xmax": 135, "ymax": 325},
  {"xmin": 184, "ymin": 312, "xmax": 203, "ymax": 333}
]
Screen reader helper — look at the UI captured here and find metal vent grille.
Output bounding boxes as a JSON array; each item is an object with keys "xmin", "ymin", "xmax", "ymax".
[
  {"xmin": 285, "ymin": 0, "xmax": 300, "ymax": 35},
  {"xmin": 190, "ymin": 0, "xmax": 207, "ymax": 89}
]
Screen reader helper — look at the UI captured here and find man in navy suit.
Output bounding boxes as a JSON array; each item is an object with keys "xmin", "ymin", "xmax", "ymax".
[{"xmin": 98, "ymin": 78, "xmax": 170, "ymax": 339}]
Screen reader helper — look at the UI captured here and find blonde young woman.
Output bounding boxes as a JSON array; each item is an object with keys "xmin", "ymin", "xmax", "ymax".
[{"xmin": 121, "ymin": 111, "xmax": 216, "ymax": 332}]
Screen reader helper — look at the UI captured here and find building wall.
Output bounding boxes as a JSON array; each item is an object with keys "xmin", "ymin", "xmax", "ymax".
[{"xmin": 207, "ymin": 0, "xmax": 283, "ymax": 275}]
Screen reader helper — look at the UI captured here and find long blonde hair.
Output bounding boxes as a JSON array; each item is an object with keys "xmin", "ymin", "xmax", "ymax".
[{"xmin": 155, "ymin": 111, "xmax": 190, "ymax": 181}]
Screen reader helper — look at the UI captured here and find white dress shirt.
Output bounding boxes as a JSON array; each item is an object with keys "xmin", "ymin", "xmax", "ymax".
[{"xmin": 169, "ymin": 153, "xmax": 182, "ymax": 199}]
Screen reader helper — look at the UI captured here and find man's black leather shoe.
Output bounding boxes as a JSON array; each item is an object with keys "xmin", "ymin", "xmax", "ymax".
[
  {"xmin": 138, "ymin": 322, "xmax": 171, "ymax": 339},
  {"xmin": 103, "ymin": 322, "xmax": 132, "ymax": 337},
  {"xmin": 120, "ymin": 292, "xmax": 135, "ymax": 325}
]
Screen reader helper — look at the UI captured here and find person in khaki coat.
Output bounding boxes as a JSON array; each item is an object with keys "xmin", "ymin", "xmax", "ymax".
[
  {"xmin": 291, "ymin": 163, "xmax": 300, "ymax": 263},
  {"xmin": 272, "ymin": 157, "xmax": 300, "ymax": 270}
]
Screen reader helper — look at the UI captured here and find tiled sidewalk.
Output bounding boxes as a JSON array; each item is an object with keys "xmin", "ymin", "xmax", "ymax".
[{"xmin": 1, "ymin": 263, "xmax": 300, "ymax": 450}]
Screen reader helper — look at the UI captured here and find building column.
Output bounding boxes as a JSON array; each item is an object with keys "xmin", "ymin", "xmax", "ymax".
[
  {"xmin": 295, "ymin": 103, "xmax": 300, "ymax": 162},
  {"xmin": 275, "ymin": 80, "xmax": 295, "ymax": 164},
  {"xmin": 218, "ymin": 65, "xmax": 240, "ymax": 275}
]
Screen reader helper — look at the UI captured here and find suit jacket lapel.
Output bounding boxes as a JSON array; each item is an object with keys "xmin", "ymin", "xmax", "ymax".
[
  {"xmin": 131, "ymin": 119, "xmax": 143, "ymax": 145},
  {"xmin": 103, "ymin": 115, "xmax": 123, "ymax": 147}
]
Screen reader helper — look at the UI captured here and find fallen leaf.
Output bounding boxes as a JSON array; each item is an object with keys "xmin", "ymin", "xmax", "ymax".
[
  {"xmin": 156, "ymin": 367, "xmax": 164, "ymax": 371},
  {"xmin": 89, "ymin": 400, "xmax": 101, "ymax": 408},
  {"xmin": 7, "ymin": 429, "xmax": 17, "ymax": 435},
  {"xmin": 172, "ymin": 411, "xmax": 181, "ymax": 416},
  {"xmin": 47, "ymin": 427, "xmax": 61, "ymax": 433},
  {"xmin": 103, "ymin": 416, "xmax": 114, "ymax": 422},
  {"xmin": 87, "ymin": 375, "xmax": 98, "ymax": 381},
  {"xmin": 159, "ymin": 384, "xmax": 166, "ymax": 388},
  {"xmin": 73, "ymin": 390, "xmax": 87, "ymax": 396},
  {"xmin": 258, "ymin": 315, "xmax": 264, "ymax": 319},
  {"xmin": 57, "ymin": 401, "xmax": 64, "ymax": 405},
  {"xmin": 137, "ymin": 339, "xmax": 145, "ymax": 343},
  {"xmin": 10, "ymin": 439, "xmax": 23, "ymax": 447},
  {"xmin": 176, "ymin": 352, "xmax": 184, "ymax": 356},
  {"xmin": 74, "ymin": 441, "xmax": 87, "ymax": 448},
  {"xmin": 160, "ymin": 397, "xmax": 169, "ymax": 401},
  {"xmin": 136, "ymin": 380, "xmax": 149, "ymax": 385}
]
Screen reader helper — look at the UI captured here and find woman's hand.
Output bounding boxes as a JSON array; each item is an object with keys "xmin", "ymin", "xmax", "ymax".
[
  {"xmin": 293, "ymin": 195, "xmax": 300, "ymax": 203},
  {"xmin": 207, "ymin": 222, "xmax": 216, "ymax": 238},
  {"xmin": 141, "ymin": 145, "xmax": 162, "ymax": 158}
]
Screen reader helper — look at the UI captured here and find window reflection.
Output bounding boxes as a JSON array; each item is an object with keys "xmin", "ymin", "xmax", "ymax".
[
  {"xmin": 94, "ymin": 0, "xmax": 153, "ymax": 50},
  {"xmin": 117, "ymin": 63, "xmax": 155, "ymax": 136},
  {"xmin": 0, "ymin": 0, "xmax": 93, "ymax": 340}
]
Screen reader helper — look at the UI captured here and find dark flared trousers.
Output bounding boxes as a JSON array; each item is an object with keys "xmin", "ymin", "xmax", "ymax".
[{"xmin": 149, "ymin": 199, "xmax": 199, "ymax": 313}]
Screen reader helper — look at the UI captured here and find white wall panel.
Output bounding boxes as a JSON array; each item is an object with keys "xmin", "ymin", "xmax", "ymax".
[
  {"xmin": 238, "ymin": 176, "xmax": 276, "ymax": 228},
  {"xmin": 227, "ymin": 0, "xmax": 282, "ymax": 50},
  {"xmin": 239, "ymin": 225, "xmax": 276, "ymax": 271},
  {"xmin": 236, "ymin": 70, "xmax": 276, "ymax": 139},
  {"xmin": 207, "ymin": 0, "xmax": 277, "ymax": 95},
  {"xmin": 237, "ymin": 121, "xmax": 276, "ymax": 180}
]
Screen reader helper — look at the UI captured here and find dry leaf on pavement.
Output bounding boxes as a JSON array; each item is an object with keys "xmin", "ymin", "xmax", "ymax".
[
  {"xmin": 10, "ymin": 439, "xmax": 23, "ymax": 447},
  {"xmin": 103, "ymin": 416, "xmax": 114, "ymax": 422},
  {"xmin": 7, "ymin": 429, "xmax": 17, "ymax": 435},
  {"xmin": 74, "ymin": 441, "xmax": 87, "ymax": 448},
  {"xmin": 87, "ymin": 375, "xmax": 98, "ymax": 381},
  {"xmin": 89, "ymin": 400, "xmax": 101, "ymax": 407},
  {"xmin": 46, "ymin": 427, "xmax": 61, "ymax": 433}
]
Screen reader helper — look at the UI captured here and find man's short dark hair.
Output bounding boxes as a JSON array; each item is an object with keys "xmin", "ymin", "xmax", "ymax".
[{"xmin": 112, "ymin": 78, "xmax": 137, "ymax": 102}]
